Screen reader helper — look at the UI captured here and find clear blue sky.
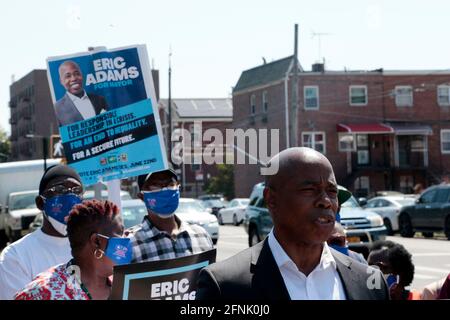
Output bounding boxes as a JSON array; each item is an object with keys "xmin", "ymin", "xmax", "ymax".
[{"xmin": 1, "ymin": 0, "xmax": 449, "ymax": 134}]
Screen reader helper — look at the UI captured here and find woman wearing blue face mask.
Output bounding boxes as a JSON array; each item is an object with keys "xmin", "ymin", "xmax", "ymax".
[{"xmin": 15, "ymin": 200, "xmax": 132, "ymax": 300}]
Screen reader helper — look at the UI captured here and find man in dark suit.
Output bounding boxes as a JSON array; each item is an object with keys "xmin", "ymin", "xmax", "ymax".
[
  {"xmin": 54, "ymin": 60, "xmax": 108, "ymax": 126},
  {"xmin": 196, "ymin": 147, "xmax": 389, "ymax": 300}
]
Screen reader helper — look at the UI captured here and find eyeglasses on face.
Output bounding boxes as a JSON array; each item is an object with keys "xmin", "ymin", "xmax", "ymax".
[
  {"xmin": 146, "ymin": 180, "xmax": 179, "ymax": 192},
  {"xmin": 43, "ymin": 184, "xmax": 83, "ymax": 197}
]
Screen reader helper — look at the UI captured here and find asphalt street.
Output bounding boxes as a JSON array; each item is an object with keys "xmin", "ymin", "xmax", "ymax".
[{"xmin": 215, "ymin": 225, "xmax": 450, "ymax": 291}]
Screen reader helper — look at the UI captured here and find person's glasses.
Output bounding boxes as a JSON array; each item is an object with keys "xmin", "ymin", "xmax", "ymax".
[
  {"xmin": 146, "ymin": 181, "xmax": 179, "ymax": 192},
  {"xmin": 43, "ymin": 185, "xmax": 83, "ymax": 197}
]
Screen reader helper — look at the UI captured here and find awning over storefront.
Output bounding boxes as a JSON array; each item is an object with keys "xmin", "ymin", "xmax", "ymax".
[
  {"xmin": 336, "ymin": 123, "xmax": 394, "ymax": 134},
  {"xmin": 387, "ymin": 122, "xmax": 433, "ymax": 135}
]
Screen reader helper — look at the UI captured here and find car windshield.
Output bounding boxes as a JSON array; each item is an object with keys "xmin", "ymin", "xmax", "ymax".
[
  {"xmin": 238, "ymin": 199, "xmax": 250, "ymax": 206},
  {"xmin": 340, "ymin": 196, "xmax": 360, "ymax": 208},
  {"xmin": 395, "ymin": 199, "xmax": 416, "ymax": 206},
  {"xmin": 176, "ymin": 201, "xmax": 207, "ymax": 213},
  {"xmin": 121, "ymin": 204, "xmax": 147, "ymax": 229},
  {"xmin": 9, "ymin": 192, "xmax": 38, "ymax": 210},
  {"xmin": 202, "ymin": 199, "xmax": 225, "ymax": 208}
]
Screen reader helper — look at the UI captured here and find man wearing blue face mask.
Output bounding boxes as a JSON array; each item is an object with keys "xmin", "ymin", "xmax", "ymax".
[
  {"xmin": 126, "ymin": 168, "xmax": 213, "ymax": 263},
  {"xmin": 0, "ymin": 164, "xmax": 83, "ymax": 299}
]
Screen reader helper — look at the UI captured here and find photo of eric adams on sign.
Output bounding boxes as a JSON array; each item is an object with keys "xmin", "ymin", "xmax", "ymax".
[
  {"xmin": 55, "ymin": 60, "xmax": 109, "ymax": 126},
  {"xmin": 46, "ymin": 45, "xmax": 168, "ymax": 186}
]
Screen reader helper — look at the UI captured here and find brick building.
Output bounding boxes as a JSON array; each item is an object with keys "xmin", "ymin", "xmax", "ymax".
[
  {"xmin": 232, "ymin": 56, "xmax": 450, "ymax": 198},
  {"xmin": 9, "ymin": 70, "xmax": 59, "ymax": 161},
  {"xmin": 159, "ymin": 98, "xmax": 233, "ymax": 198}
]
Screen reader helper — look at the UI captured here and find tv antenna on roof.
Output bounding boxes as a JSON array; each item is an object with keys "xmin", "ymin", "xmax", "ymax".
[{"xmin": 311, "ymin": 30, "xmax": 332, "ymax": 62}]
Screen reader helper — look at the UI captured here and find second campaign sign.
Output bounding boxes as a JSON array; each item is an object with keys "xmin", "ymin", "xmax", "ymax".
[{"xmin": 46, "ymin": 45, "xmax": 168, "ymax": 185}]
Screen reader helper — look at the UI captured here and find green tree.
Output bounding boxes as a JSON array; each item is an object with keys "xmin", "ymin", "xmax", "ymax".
[
  {"xmin": 0, "ymin": 126, "xmax": 10, "ymax": 162},
  {"xmin": 205, "ymin": 164, "xmax": 234, "ymax": 200}
]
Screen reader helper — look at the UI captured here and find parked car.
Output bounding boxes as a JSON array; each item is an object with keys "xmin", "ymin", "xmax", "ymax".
[
  {"xmin": 363, "ymin": 196, "xmax": 416, "ymax": 235},
  {"xmin": 176, "ymin": 198, "xmax": 219, "ymax": 244},
  {"xmin": 83, "ymin": 190, "xmax": 132, "ymax": 201},
  {"xmin": 243, "ymin": 182, "xmax": 387, "ymax": 257},
  {"xmin": 398, "ymin": 184, "xmax": 450, "ymax": 239},
  {"xmin": 217, "ymin": 198, "xmax": 249, "ymax": 225},
  {"xmin": 200, "ymin": 197, "xmax": 228, "ymax": 217},
  {"xmin": 4, "ymin": 190, "xmax": 40, "ymax": 242},
  {"xmin": 120, "ymin": 199, "xmax": 148, "ymax": 229}
]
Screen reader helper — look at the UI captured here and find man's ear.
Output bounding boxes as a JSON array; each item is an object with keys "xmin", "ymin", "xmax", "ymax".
[
  {"xmin": 36, "ymin": 196, "xmax": 44, "ymax": 211},
  {"xmin": 264, "ymin": 187, "xmax": 276, "ymax": 212}
]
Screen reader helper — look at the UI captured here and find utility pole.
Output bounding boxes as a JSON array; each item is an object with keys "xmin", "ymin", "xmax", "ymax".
[
  {"xmin": 290, "ymin": 24, "xmax": 299, "ymax": 147},
  {"xmin": 42, "ymin": 137, "xmax": 48, "ymax": 171},
  {"xmin": 168, "ymin": 48, "xmax": 172, "ymax": 164}
]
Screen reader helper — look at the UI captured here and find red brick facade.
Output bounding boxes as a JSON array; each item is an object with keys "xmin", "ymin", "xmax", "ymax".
[{"xmin": 232, "ymin": 64, "xmax": 450, "ymax": 198}]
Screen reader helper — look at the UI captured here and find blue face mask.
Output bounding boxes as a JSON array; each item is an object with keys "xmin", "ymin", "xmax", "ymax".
[
  {"xmin": 143, "ymin": 188, "xmax": 180, "ymax": 217},
  {"xmin": 330, "ymin": 244, "xmax": 350, "ymax": 256},
  {"xmin": 43, "ymin": 194, "xmax": 82, "ymax": 236},
  {"xmin": 98, "ymin": 234, "xmax": 132, "ymax": 265},
  {"xmin": 385, "ymin": 274, "xmax": 399, "ymax": 288}
]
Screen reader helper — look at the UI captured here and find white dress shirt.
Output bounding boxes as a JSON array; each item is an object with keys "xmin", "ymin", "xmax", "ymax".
[
  {"xmin": 268, "ymin": 230, "xmax": 346, "ymax": 300},
  {"xmin": 67, "ymin": 91, "xmax": 96, "ymax": 119}
]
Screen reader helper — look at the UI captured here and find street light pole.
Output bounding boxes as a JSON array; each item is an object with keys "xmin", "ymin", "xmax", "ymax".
[
  {"xmin": 168, "ymin": 48, "xmax": 172, "ymax": 164},
  {"xmin": 42, "ymin": 136, "xmax": 48, "ymax": 171},
  {"xmin": 26, "ymin": 134, "xmax": 48, "ymax": 171}
]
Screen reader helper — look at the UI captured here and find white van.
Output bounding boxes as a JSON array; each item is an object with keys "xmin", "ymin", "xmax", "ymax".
[{"xmin": 0, "ymin": 158, "xmax": 62, "ymax": 246}]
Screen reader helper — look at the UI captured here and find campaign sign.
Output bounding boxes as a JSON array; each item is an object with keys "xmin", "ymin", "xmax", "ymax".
[
  {"xmin": 110, "ymin": 249, "xmax": 216, "ymax": 300},
  {"xmin": 46, "ymin": 45, "xmax": 167, "ymax": 185}
]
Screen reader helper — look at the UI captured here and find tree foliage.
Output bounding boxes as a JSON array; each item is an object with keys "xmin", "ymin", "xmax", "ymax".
[
  {"xmin": 0, "ymin": 126, "xmax": 10, "ymax": 162},
  {"xmin": 205, "ymin": 164, "xmax": 234, "ymax": 200}
]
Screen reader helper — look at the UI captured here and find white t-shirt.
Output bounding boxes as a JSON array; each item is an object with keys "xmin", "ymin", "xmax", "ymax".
[{"xmin": 0, "ymin": 229, "xmax": 71, "ymax": 300}]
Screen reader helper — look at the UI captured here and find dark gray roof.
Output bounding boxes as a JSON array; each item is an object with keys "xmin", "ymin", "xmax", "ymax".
[
  {"xmin": 160, "ymin": 98, "xmax": 232, "ymax": 118},
  {"xmin": 233, "ymin": 56, "xmax": 295, "ymax": 93}
]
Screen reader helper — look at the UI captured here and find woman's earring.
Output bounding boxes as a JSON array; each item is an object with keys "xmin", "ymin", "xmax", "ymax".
[{"xmin": 94, "ymin": 248, "xmax": 104, "ymax": 259}]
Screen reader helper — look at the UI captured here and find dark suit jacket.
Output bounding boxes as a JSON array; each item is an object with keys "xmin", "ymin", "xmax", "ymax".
[
  {"xmin": 54, "ymin": 92, "xmax": 108, "ymax": 126},
  {"xmin": 196, "ymin": 239, "xmax": 389, "ymax": 300}
]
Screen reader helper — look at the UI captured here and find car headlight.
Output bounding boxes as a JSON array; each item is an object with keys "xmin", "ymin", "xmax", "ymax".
[
  {"xmin": 208, "ymin": 221, "xmax": 219, "ymax": 227},
  {"xmin": 368, "ymin": 214, "xmax": 384, "ymax": 227},
  {"xmin": 9, "ymin": 217, "xmax": 22, "ymax": 230}
]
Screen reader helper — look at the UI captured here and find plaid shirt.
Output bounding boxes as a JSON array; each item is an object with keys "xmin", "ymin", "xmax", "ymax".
[{"xmin": 126, "ymin": 216, "xmax": 214, "ymax": 263}]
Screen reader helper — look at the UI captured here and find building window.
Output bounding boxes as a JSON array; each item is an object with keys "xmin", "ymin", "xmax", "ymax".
[
  {"xmin": 356, "ymin": 134, "xmax": 370, "ymax": 165},
  {"xmin": 441, "ymin": 130, "xmax": 450, "ymax": 154},
  {"xmin": 349, "ymin": 85, "xmax": 368, "ymax": 106},
  {"xmin": 411, "ymin": 136, "xmax": 426, "ymax": 152},
  {"xmin": 262, "ymin": 91, "xmax": 268, "ymax": 113},
  {"xmin": 437, "ymin": 85, "xmax": 450, "ymax": 106},
  {"xmin": 302, "ymin": 132, "xmax": 326, "ymax": 154},
  {"xmin": 395, "ymin": 86, "xmax": 413, "ymax": 107},
  {"xmin": 354, "ymin": 176, "xmax": 370, "ymax": 197},
  {"xmin": 250, "ymin": 94, "xmax": 256, "ymax": 115},
  {"xmin": 338, "ymin": 134, "xmax": 355, "ymax": 151},
  {"xmin": 304, "ymin": 86, "xmax": 319, "ymax": 110}
]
